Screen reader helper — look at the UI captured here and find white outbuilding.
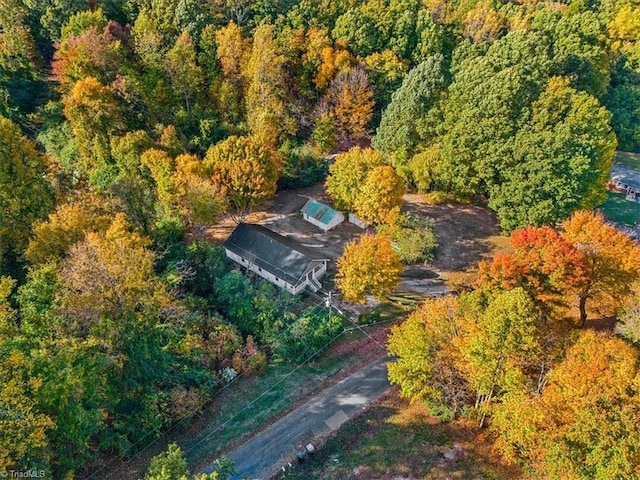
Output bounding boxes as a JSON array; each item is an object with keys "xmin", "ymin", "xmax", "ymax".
[{"xmin": 301, "ymin": 199, "xmax": 345, "ymax": 232}]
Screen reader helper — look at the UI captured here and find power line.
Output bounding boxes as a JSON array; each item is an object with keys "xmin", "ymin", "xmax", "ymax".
[
  {"xmin": 89, "ymin": 309, "xmax": 349, "ymax": 479},
  {"xmin": 88, "ymin": 288, "xmax": 394, "ymax": 479},
  {"xmin": 183, "ymin": 328, "xmax": 347, "ymax": 460},
  {"xmin": 309, "ymin": 289, "xmax": 388, "ymax": 353}
]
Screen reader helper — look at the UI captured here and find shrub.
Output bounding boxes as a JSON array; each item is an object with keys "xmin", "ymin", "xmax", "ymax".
[
  {"xmin": 274, "ymin": 307, "xmax": 345, "ymax": 361},
  {"xmin": 386, "ymin": 213, "xmax": 438, "ymax": 264},
  {"xmin": 278, "ymin": 141, "xmax": 328, "ymax": 189}
]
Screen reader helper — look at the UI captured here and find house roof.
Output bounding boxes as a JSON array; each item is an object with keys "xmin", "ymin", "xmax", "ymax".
[
  {"xmin": 222, "ymin": 223, "xmax": 328, "ymax": 286},
  {"xmin": 611, "ymin": 164, "xmax": 640, "ymax": 190},
  {"xmin": 301, "ymin": 199, "xmax": 341, "ymax": 226}
]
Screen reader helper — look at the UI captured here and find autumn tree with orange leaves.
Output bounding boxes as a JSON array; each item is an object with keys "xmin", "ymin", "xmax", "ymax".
[
  {"xmin": 478, "ymin": 225, "xmax": 586, "ymax": 321},
  {"xmin": 479, "ymin": 211, "xmax": 640, "ymax": 325},
  {"xmin": 491, "ymin": 331, "xmax": 640, "ymax": 478},
  {"xmin": 561, "ymin": 211, "xmax": 640, "ymax": 325}
]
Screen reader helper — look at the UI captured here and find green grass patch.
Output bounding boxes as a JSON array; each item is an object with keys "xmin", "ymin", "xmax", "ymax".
[
  {"xmin": 598, "ymin": 191, "xmax": 640, "ymax": 226},
  {"xmin": 184, "ymin": 350, "xmax": 357, "ymax": 469},
  {"xmin": 615, "ymin": 151, "xmax": 640, "ymax": 170}
]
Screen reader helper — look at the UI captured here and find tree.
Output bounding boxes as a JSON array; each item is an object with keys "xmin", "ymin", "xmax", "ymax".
[
  {"xmin": 244, "ymin": 24, "xmax": 294, "ymax": 150},
  {"xmin": 438, "ymin": 31, "xmax": 552, "ymax": 199},
  {"xmin": 325, "ymin": 146, "xmax": 384, "ymax": 211},
  {"xmin": 165, "ymin": 31, "xmax": 204, "ymax": 112},
  {"xmin": 0, "ymin": 0, "xmax": 44, "ymax": 120},
  {"xmin": 174, "ymin": 154, "xmax": 225, "ymax": 231},
  {"xmin": 478, "ymin": 225, "xmax": 586, "ymax": 321},
  {"xmin": 460, "ymin": 288, "xmax": 539, "ymax": 426},
  {"xmin": 206, "ymin": 136, "xmax": 279, "ymax": 220},
  {"xmin": 463, "ymin": 1, "xmax": 506, "ymax": 44},
  {"xmin": 381, "ymin": 213, "xmax": 438, "ymax": 265},
  {"xmin": 0, "ymin": 345, "xmax": 54, "ymax": 470},
  {"xmin": 141, "ymin": 148, "xmax": 178, "ymax": 211},
  {"xmin": 561, "ymin": 210, "xmax": 640, "ymax": 325},
  {"xmin": 387, "ymin": 295, "xmax": 469, "ymax": 417},
  {"xmin": 319, "ymin": 65, "xmax": 374, "ymax": 146},
  {"xmin": 488, "ymin": 77, "xmax": 616, "ymax": 231},
  {"xmin": 545, "ymin": 11, "xmax": 610, "ymax": 98},
  {"xmin": 363, "ymin": 49, "xmax": 408, "ymax": 107},
  {"xmin": 52, "ymin": 19, "xmax": 126, "ymax": 92},
  {"xmin": 144, "ymin": 443, "xmax": 235, "ymax": 480},
  {"xmin": 0, "ymin": 276, "xmax": 17, "ymax": 334},
  {"xmin": 144, "ymin": 443, "xmax": 188, "ymax": 480},
  {"xmin": 25, "ymin": 196, "xmax": 113, "ymax": 265},
  {"xmin": 492, "ymin": 331, "xmax": 640, "ymax": 479},
  {"xmin": 336, "ymin": 233, "xmax": 403, "ymax": 303},
  {"xmin": 214, "ymin": 22, "xmax": 248, "ymax": 124},
  {"xmin": 353, "ymin": 165, "xmax": 405, "ymax": 225},
  {"xmin": 131, "ymin": 0, "xmax": 178, "ymax": 70},
  {"xmin": 60, "ymin": 214, "xmax": 174, "ymax": 337},
  {"xmin": 62, "ymin": 77, "xmax": 124, "ymax": 179},
  {"xmin": 372, "ymin": 54, "xmax": 448, "ymax": 173},
  {"xmin": 0, "ymin": 116, "xmax": 53, "ymax": 271},
  {"xmin": 616, "ymin": 298, "xmax": 640, "ymax": 345}
]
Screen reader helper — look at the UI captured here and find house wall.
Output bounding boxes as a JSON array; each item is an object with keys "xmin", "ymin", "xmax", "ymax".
[
  {"xmin": 328, "ymin": 212, "xmax": 345, "ymax": 230},
  {"xmin": 224, "ymin": 248, "xmax": 308, "ymax": 295},
  {"xmin": 313, "ymin": 261, "xmax": 327, "ymax": 278},
  {"xmin": 302, "ymin": 212, "xmax": 345, "ymax": 232}
]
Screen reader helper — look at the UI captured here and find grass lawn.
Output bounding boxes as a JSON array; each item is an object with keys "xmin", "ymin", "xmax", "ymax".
[
  {"xmin": 283, "ymin": 389, "xmax": 522, "ymax": 480},
  {"xmin": 615, "ymin": 151, "xmax": 640, "ymax": 170},
  {"xmin": 598, "ymin": 191, "xmax": 640, "ymax": 226},
  {"xmin": 596, "ymin": 151, "xmax": 640, "ymax": 227}
]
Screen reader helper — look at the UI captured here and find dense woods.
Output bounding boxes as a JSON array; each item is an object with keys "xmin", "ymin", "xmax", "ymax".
[{"xmin": 2, "ymin": 0, "xmax": 640, "ymax": 477}]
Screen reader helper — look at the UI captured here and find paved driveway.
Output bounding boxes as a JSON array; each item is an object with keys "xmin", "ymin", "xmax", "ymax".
[{"xmin": 201, "ymin": 356, "xmax": 392, "ymax": 480}]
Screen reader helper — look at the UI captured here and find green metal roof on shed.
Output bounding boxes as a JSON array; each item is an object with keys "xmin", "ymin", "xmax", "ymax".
[{"xmin": 301, "ymin": 199, "xmax": 340, "ymax": 225}]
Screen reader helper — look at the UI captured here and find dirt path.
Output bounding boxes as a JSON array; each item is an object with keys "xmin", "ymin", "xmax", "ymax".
[{"xmin": 200, "ymin": 356, "xmax": 393, "ymax": 480}]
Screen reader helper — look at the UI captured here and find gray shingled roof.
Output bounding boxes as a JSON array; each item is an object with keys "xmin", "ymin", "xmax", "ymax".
[{"xmin": 222, "ymin": 223, "xmax": 328, "ymax": 286}]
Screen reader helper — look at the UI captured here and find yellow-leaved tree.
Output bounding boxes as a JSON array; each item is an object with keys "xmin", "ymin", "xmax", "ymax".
[
  {"xmin": 244, "ymin": 24, "xmax": 295, "ymax": 150},
  {"xmin": 491, "ymin": 331, "xmax": 640, "ymax": 479},
  {"xmin": 25, "ymin": 195, "xmax": 113, "ymax": 265},
  {"xmin": 387, "ymin": 295, "xmax": 469, "ymax": 417},
  {"xmin": 336, "ymin": 233, "xmax": 403, "ymax": 303},
  {"xmin": 353, "ymin": 165, "xmax": 405, "ymax": 225},
  {"xmin": 206, "ymin": 136, "xmax": 280, "ymax": 221},
  {"xmin": 214, "ymin": 21, "xmax": 249, "ymax": 124},
  {"xmin": 0, "ymin": 348, "xmax": 54, "ymax": 470},
  {"xmin": 325, "ymin": 146, "xmax": 384, "ymax": 211}
]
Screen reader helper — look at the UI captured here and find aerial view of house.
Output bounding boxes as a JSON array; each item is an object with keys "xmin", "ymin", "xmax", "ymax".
[
  {"xmin": 4, "ymin": 1, "xmax": 640, "ymax": 479},
  {"xmin": 222, "ymin": 223, "xmax": 328, "ymax": 294},
  {"xmin": 609, "ymin": 163, "xmax": 640, "ymax": 201}
]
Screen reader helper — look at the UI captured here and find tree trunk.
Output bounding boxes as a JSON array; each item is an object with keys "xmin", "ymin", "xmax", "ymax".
[{"xmin": 579, "ymin": 293, "xmax": 588, "ymax": 326}]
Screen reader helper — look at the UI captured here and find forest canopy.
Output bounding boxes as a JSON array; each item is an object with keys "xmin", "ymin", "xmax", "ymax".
[{"xmin": 2, "ymin": 0, "xmax": 640, "ymax": 477}]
